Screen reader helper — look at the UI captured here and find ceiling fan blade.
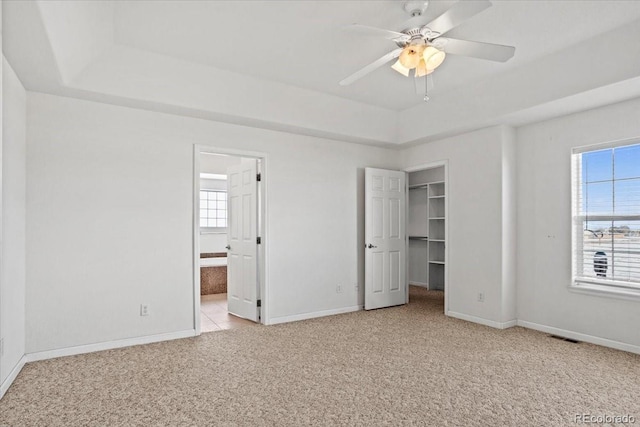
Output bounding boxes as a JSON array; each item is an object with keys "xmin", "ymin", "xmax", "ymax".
[
  {"xmin": 425, "ymin": 0, "xmax": 492, "ymax": 36},
  {"xmin": 339, "ymin": 48, "xmax": 403, "ymax": 86},
  {"xmin": 437, "ymin": 37, "xmax": 515, "ymax": 62},
  {"xmin": 344, "ymin": 24, "xmax": 410, "ymax": 42}
]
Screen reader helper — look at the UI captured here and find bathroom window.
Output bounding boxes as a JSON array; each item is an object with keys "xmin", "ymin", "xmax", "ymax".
[{"xmin": 200, "ymin": 190, "xmax": 227, "ymax": 229}]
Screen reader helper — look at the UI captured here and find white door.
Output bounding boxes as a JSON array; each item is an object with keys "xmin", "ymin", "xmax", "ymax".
[
  {"xmin": 226, "ymin": 159, "xmax": 259, "ymax": 322},
  {"xmin": 365, "ymin": 168, "xmax": 407, "ymax": 310}
]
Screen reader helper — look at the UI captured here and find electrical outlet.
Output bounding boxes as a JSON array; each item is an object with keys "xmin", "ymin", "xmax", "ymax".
[
  {"xmin": 354, "ymin": 283, "xmax": 359, "ymax": 292},
  {"xmin": 478, "ymin": 292, "xmax": 485, "ymax": 302},
  {"xmin": 336, "ymin": 284, "xmax": 343, "ymax": 293},
  {"xmin": 140, "ymin": 304, "xmax": 149, "ymax": 316}
]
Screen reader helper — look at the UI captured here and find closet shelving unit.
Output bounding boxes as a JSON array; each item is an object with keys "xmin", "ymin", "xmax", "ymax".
[
  {"xmin": 408, "ymin": 179, "xmax": 445, "ymax": 290},
  {"xmin": 427, "ymin": 182, "xmax": 445, "ymax": 290},
  {"xmin": 408, "ymin": 183, "xmax": 429, "ymax": 288}
]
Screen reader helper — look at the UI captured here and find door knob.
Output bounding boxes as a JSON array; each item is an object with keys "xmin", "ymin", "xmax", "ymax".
[
  {"xmin": 366, "ymin": 244, "xmax": 377, "ymax": 249},
  {"xmin": 225, "ymin": 245, "xmax": 231, "ymax": 250}
]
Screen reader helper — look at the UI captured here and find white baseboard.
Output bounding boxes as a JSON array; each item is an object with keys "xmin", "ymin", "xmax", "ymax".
[
  {"xmin": 26, "ymin": 329, "xmax": 196, "ymax": 362},
  {"xmin": 1, "ymin": 355, "xmax": 26, "ymax": 400},
  {"xmin": 501, "ymin": 319, "xmax": 518, "ymax": 328},
  {"xmin": 267, "ymin": 305, "xmax": 362, "ymax": 325},
  {"xmin": 408, "ymin": 281, "xmax": 428, "ymax": 288},
  {"xmin": 517, "ymin": 320, "xmax": 640, "ymax": 355},
  {"xmin": 447, "ymin": 311, "xmax": 517, "ymax": 330}
]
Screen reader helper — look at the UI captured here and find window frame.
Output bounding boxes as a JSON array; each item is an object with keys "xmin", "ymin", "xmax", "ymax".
[
  {"xmin": 570, "ymin": 137, "xmax": 640, "ymax": 300},
  {"xmin": 199, "ymin": 189, "xmax": 228, "ymax": 233}
]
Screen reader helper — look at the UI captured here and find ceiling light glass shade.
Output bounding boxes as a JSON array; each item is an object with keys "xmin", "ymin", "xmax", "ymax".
[
  {"xmin": 414, "ymin": 59, "xmax": 434, "ymax": 77},
  {"xmin": 423, "ymin": 46, "xmax": 446, "ymax": 70},
  {"xmin": 398, "ymin": 45, "xmax": 425, "ymax": 69},
  {"xmin": 415, "ymin": 59, "xmax": 426, "ymax": 77},
  {"xmin": 391, "ymin": 59, "xmax": 411, "ymax": 77}
]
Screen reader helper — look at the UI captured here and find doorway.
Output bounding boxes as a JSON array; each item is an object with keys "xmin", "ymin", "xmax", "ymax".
[
  {"xmin": 406, "ymin": 162, "xmax": 448, "ymax": 314},
  {"xmin": 193, "ymin": 146, "xmax": 267, "ymax": 334}
]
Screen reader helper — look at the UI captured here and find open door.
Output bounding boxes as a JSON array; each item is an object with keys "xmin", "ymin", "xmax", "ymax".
[
  {"xmin": 226, "ymin": 159, "xmax": 259, "ymax": 322},
  {"xmin": 365, "ymin": 167, "xmax": 407, "ymax": 310}
]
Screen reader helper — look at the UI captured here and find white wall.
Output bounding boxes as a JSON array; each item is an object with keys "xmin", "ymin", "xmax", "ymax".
[
  {"xmin": 26, "ymin": 92, "xmax": 400, "ymax": 353},
  {"xmin": 517, "ymin": 97, "xmax": 640, "ymax": 347},
  {"xmin": 401, "ymin": 126, "xmax": 517, "ymax": 326},
  {"xmin": 200, "ymin": 152, "xmax": 241, "ymax": 175},
  {"xmin": 1, "ymin": 58, "xmax": 26, "ymax": 392},
  {"xmin": 200, "ymin": 233, "xmax": 226, "ymax": 254},
  {"xmin": 501, "ymin": 127, "xmax": 517, "ymax": 323}
]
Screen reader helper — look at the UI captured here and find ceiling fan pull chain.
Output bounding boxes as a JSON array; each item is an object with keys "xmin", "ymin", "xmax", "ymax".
[{"xmin": 423, "ymin": 74, "xmax": 430, "ymax": 102}]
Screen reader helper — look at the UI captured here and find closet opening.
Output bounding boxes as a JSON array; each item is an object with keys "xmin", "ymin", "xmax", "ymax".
[{"xmin": 407, "ymin": 162, "xmax": 448, "ymax": 313}]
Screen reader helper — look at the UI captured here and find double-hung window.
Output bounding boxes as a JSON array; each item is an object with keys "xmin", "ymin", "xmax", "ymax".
[{"xmin": 572, "ymin": 140, "xmax": 640, "ymax": 295}]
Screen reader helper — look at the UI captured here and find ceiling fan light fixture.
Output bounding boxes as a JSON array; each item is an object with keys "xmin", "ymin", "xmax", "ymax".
[
  {"xmin": 423, "ymin": 46, "xmax": 446, "ymax": 70},
  {"xmin": 398, "ymin": 45, "xmax": 424, "ymax": 69},
  {"xmin": 415, "ymin": 59, "xmax": 426, "ymax": 77},
  {"xmin": 340, "ymin": 1, "xmax": 516, "ymax": 89},
  {"xmin": 391, "ymin": 59, "xmax": 411, "ymax": 76},
  {"xmin": 414, "ymin": 58, "xmax": 434, "ymax": 77}
]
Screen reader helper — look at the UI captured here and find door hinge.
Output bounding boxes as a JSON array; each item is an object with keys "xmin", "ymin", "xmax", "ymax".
[
  {"xmin": 256, "ymin": 173, "xmax": 261, "ymax": 182},
  {"xmin": 257, "ymin": 237, "xmax": 262, "ymax": 244},
  {"xmin": 257, "ymin": 299, "xmax": 262, "ymax": 307}
]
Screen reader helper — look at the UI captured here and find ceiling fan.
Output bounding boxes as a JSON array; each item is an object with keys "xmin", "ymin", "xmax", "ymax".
[{"xmin": 339, "ymin": 0, "xmax": 515, "ymax": 98}]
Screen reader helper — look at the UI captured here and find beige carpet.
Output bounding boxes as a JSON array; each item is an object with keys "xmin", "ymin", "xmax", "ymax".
[{"xmin": 1, "ymin": 287, "xmax": 639, "ymax": 426}]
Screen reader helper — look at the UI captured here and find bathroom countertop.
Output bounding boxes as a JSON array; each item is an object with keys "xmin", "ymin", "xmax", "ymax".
[{"xmin": 200, "ymin": 252, "xmax": 227, "ymax": 259}]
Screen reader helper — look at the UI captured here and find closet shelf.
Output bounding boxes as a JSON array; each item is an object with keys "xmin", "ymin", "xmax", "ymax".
[
  {"xmin": 409, "ymin": 184, "xmax": 429, "ymax": 190},
  {"xmin": 429, "ymin": 239, "xmax": 445, "ymax": 242},
  {"xmin": 429, "ymin": 260, "xmax": 445, "ymax": 265},
  {"xmin": 429, "ymin": 217, "xmax": 445, "ymax": 220},
  {"xmin": 409, "ymin": 236, "xmax": 429, "ymax": 241},
  {"xmin": 428, "ymin": 195, "xmax": 446, "ymax": 199}
]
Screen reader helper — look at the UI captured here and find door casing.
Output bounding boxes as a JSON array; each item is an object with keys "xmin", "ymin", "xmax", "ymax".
[{"xmin": 193, "ymin": 145, "xmax": 268, "ymax": 334}]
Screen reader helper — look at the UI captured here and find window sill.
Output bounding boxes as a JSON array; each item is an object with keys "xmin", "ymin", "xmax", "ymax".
[
  {"xmin": 200, "ymin": 229, "xmax": 227, "ymax": 235},
  {"xmin": 569, "ymin": 281, "xmax": 640, "ymax": 302}
]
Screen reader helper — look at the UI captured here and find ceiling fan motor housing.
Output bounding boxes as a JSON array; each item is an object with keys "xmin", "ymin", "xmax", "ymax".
[
  {"xmin": 395, "ymin": 28, "xmax": 439, "ymax": 48},
  {"xmin": 404, "ymin": 1, "xmax": 429, "ymax": 17}
]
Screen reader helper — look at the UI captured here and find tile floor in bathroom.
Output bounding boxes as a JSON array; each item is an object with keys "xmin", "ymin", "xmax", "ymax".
[{"xmin": 200, "ymin": 293, "xmax": 256, "ymax": 332}]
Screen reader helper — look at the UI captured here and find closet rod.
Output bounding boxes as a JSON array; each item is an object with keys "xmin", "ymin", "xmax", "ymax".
[{"xmin": 408, "ymin": 184, "xmax": 429, "ymax": 190}]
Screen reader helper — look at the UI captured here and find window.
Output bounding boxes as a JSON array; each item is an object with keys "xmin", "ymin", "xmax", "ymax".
[
  {"xmin": 572, "ymin": 141, "xmax": 640, "ymax": 294},
  {"xmin": 200, "ymin": 190, "xmax": 227, "ymax": 229}
]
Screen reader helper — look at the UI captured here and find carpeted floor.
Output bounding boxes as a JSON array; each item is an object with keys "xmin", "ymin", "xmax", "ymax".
[{"xmin": 1, "ymin": 286, "xmax": 639, "ymax": 426}]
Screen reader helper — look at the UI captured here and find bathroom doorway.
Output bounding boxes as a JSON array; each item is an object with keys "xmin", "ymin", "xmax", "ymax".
[{"xmin": 193, "ymin": 146, "xmax": 266, "ymax": 334}]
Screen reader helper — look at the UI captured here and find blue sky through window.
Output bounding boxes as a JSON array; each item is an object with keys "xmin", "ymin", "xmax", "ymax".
[{"xmin": 582, "ymin": 143, "xmax": 640, "ymax": 230}]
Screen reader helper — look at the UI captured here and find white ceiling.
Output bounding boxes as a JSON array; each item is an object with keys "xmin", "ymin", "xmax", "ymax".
[
  {"xmin": 5, "ymin": 0, "xmax": 640, "ymax": 145},
  {"xmin": 114, "ymin": 0, "xmax": 640, "ymax": 111}
]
